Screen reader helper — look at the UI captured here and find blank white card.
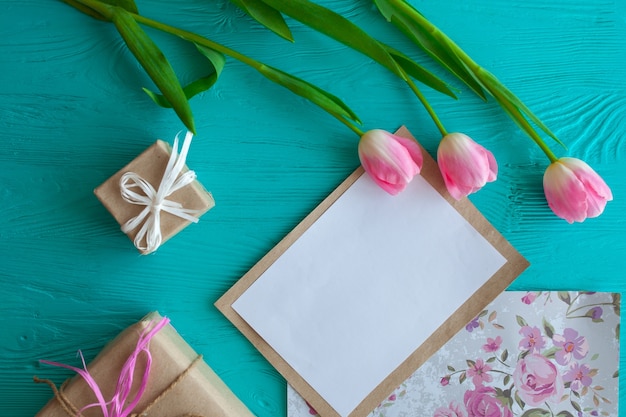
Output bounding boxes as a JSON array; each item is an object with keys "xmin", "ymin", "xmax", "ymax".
[{"xmin": 233, "ymin": 172, "xmax": 506, "ymax": 417}]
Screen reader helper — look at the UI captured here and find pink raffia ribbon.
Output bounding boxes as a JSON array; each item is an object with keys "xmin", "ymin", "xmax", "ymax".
[
  {"xmin": 40, "ymin": 317, "xmax": 170, "ymax": 417},
  {"xmin": 120, "ymin": 131, "xmax": 202, "ymax": 253}
]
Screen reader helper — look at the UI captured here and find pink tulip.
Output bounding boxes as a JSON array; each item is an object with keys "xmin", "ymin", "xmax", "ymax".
[
  {"xmin": 543, "ymin": 157, "xmax": 612, "ymax": 223},
  {"xmin": 358, "ymin": 129, "xmax": 423, "ymax": 195},
  {"xmin": 437, "ymin": 133, "xmax": 498, "ymax": 200}
]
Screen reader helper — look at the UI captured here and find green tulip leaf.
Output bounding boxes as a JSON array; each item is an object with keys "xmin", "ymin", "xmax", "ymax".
[
  {"xmin": 494, "ymin": 95, "xmax": 537, "ymax": 139},
  {"xmin": 491, "ymin": 90, "xmax": 563, "ymax": 154},
  {"xmin": 255, "ymin": 63, "xmax": 360, "ymax": 125},
  {"xmin": 106, "ymin": 0, "xmax": 138, "ymax": 13},
  {"xmin": 111, "ymin": 7, "xmax": 195, "ymax": 133},
  {"xmin": 195, "ymin": 43, "xmax": 226, "ymax": 78},
  {"xmin": 479, "ymin": 69, "xmax": 564, "ymax": 147},
  {"xmin": 143, "ymin": 44, "xmax": 226, "ymax": 108},
  {"xmin": 231, "ymin": 0, "xmax": 293, "ymax": 41},
  {"xmin": 62, "ymin": 0, "xmax": 108, "ymax": 20},
  {"xmin": 142, "ymin": 75, "xmax": 216, "ymax": 108},
  {"xmin": 234, "ymin": 0, "xmax": 461, "ymax": 124},
  {"xmin": 374, "ymin": 0, "xmax": 486, "ymax": 100},
  {"xmin": 375, "ymin": 0, "xmax": 565, "ymax": 150},
  {"xmin": 62, "ymin": 0, "xmax": 138, "ymax": 21},
  {"xmin": 384, "ymin": 45, "xmax": 457, "ymax": 98},
  {"xmin": 258, "ymin": 0, "xmax": 404, "ymax": 79}
]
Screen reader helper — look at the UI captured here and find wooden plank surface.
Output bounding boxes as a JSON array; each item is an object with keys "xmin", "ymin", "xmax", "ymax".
[{"xmin": 1, "ymin": 1, "xmax": 624, "ymax": 416}]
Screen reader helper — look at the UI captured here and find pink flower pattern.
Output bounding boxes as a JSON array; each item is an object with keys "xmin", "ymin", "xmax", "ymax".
[
  {"xmin": 563, "ymin": 362, "xmax": 594, "ymax": 392},
  {"xmin": 521, "ymin": 292, "xmax": 537, "ymax": 305},
  {"xmin": 553, "ymin": 328, "xmax": 589, "ymax": 365},
  {"xmin": 431, "ymin": 292, "xmax": 617, "ymax": 417},
  {"xmin": 518, "ymin": 326, "xmax": 545, "ymax": 353},
  {"xmin": 289, "ymin": 292, "xmax": 617, "ymax": 417},
  {"xmin": 466, "ymin": 317, "xmax": 480, "ymax": 332},
  {"xmin": 467, "ymin": 359, "xmax": 493, "ymax": 386},
  {"xmin": 433, "ymin": 401, "xmax": 466, "ymax": 417},
  {"xmin": 482, "ymin": 336, "xmax": 502, "ymax": 353},
  {"xmin": 463, "ymin": 387, "xmax": 512, "ymax": 417},
  {"xmin": 513, "ymin": 354, "xmax": 563, "ymax": 406}
]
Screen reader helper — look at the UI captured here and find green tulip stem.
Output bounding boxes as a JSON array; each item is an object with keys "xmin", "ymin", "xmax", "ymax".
[
  {"xmin": 405, "ymin": 77, "xmax": 447, "ymax": 137},
  {"xmin": 385, "ymin": 0, "xmax": 560, "ymax": 162},
  {"xmin": 69, "ymin": 0, "xmax": 270, "ymax": 69},
  {"xmin": 132, "ymin": 18, "xmax": 256, "ymax": 71},
  {"xmin": 131, "ymin": 11, "xmax": 370, "ymax": 137},
  {"xmin": 67, "ymin": 0, "xmax": 364, "ymax": 138},
  {"xmin": 489, "ymin": 87, "xmax": 559, "ymax": 163},
  {"xmin": 338, "ymin": 118, "xmax": 365, "ymax": 136},
  {"xmin": 445, "ymin": 55, "xmax": 558, "ymax": 162},
  {"xmin": 445, "ymin": 51, "xmax": 559, "ymax": 162}
]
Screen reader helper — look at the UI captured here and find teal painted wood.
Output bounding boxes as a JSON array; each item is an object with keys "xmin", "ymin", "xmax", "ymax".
[{"xmin": 1, "ymin": 0, "xmax": 624, "ymax": 415}]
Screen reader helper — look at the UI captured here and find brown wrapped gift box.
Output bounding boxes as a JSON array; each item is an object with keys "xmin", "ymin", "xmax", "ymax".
[
  {"xmin": 94, "ymin": 140, "xmax": 214, "ymax": 254},
  {"xmin": 35, "ymin": 312, "xmax": 254, "ymax": 417}
]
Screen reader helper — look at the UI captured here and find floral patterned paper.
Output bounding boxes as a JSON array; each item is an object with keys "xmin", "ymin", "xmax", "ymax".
[{"xmin": 287, "ymin": 291, "xmax": 620, "ymax": 417}]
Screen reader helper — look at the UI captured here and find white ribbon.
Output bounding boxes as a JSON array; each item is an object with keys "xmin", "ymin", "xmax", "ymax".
[{"xmin": 120, "ymin": 131, "xmax": 201, "ymax": 253}]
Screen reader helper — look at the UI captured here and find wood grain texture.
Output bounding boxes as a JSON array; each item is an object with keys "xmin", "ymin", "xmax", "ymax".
[{"xmin": 1, "ymin": 0, "xmax": 624, "ymax": 416}]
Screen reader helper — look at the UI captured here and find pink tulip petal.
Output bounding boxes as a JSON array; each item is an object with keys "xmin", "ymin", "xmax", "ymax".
[
  {"xmin": 485, "ymin": 148, "xmax": 498, "ymax": 181},
  {"xmin": 437, "ymin": 133, "xmax": 497, "ymax": 200},
  {"xmin": 440, "ymin": 168, "xmax": 465, "ymax": 200},
  {"xmin": 585, "ymin": 186, "xmax": 610, "ymax": 218},
  {"xmin": 358, "ymin": 130, "xmax": 422, "ymax": 195},
  {"xmin": 543, "ymin": 157, "xmax": 612, "ymax": 223},
  {"xmin": 393, "ymin": 135, "xmax": 423, "ymax": 170},
  {"xmin": 544, "ymin": 163, "xmax": 588, "ymax": 223},
  {"xmin": 562, "ymin": 158, "xmax": 613, "ymax": 218},
  {"xmin": 378, "ymin": 135, "xmax": 421, "ymax": 182},
  {"xmin": 361, "ymin": 155, "xmax": 409, "ymax": 195}
]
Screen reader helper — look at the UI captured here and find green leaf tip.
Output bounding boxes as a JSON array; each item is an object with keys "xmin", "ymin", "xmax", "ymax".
[
  {"xmin": 110, "ymin": 7, "xmax": 195, "ymax": 133},
  {"xmin": 258, "ymin": 0, "xmax": 405, "ymax": 79},
  {"xmin": 231, "ymin": 0, "xmax": 294, "ymax": 42},
  {"xmin": 142, "ymin": 44, "xmax": 226, "ymax": 110},
  {"xmin": 373, "ymin": 0, "xmax": 566, "ymax": 157}
]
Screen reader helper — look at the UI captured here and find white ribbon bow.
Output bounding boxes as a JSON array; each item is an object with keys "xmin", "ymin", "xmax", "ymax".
[{"xmin": 120, "ymin": 131, "xmax": 201, "ymax": 253}]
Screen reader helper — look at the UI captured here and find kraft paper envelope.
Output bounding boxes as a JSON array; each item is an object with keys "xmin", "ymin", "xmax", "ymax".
[{"xmin": 215, "ymin": 126, "xmax": 529, "ymax": 417}]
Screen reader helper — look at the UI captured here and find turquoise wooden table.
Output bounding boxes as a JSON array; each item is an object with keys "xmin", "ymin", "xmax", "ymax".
[{"xmin": 1, "ymin": 0, "xmax": 624, "ymax": 415}]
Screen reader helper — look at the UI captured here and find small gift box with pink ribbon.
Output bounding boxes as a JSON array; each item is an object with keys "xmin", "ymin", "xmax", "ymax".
[
  {"xmin": 34, "ymin": 312, "xmax": 254, "ymax": 417},
  {"xmin": 94, "ymin": 132, "xmax": 214, "ymax": 254}
]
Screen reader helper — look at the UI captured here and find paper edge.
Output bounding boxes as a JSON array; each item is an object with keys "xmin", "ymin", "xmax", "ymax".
[{"xmin": 215, "ymin": 126, "xmax": 529, "ymax": 417}]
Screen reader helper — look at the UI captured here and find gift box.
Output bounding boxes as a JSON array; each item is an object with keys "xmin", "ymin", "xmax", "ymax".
[
  {"xmin": 35, "ymin": 312, "xmax": 255, "ymax": 417},
  {"xmin": 95, "ymin": 133, "xmax": 214, "ymax": 254}
]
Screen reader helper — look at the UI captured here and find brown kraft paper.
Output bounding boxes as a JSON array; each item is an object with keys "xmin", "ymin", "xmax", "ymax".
[
  {"xmin": 215, "ymin": 126, "xmax": 530, "ymax": 417},
  {"xmin": 94, "ymin": 140, "xmax": 214, "ymax": 254},
  {"xmin": 34, "ymin": 312, "xmax": 255, "ymax": 417}
]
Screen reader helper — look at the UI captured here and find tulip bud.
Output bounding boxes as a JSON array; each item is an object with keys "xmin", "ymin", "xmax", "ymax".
[
  {"xmin": 543, "ymin": 157, "xmax": 612, "ymax": 223},
  {"xmin": 358, "ymin": 129, "xmax": 423, "ymax": 195},
  {"xmin": 437, "ymin": 133, "xmax": 498, "ymax": 200}
]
